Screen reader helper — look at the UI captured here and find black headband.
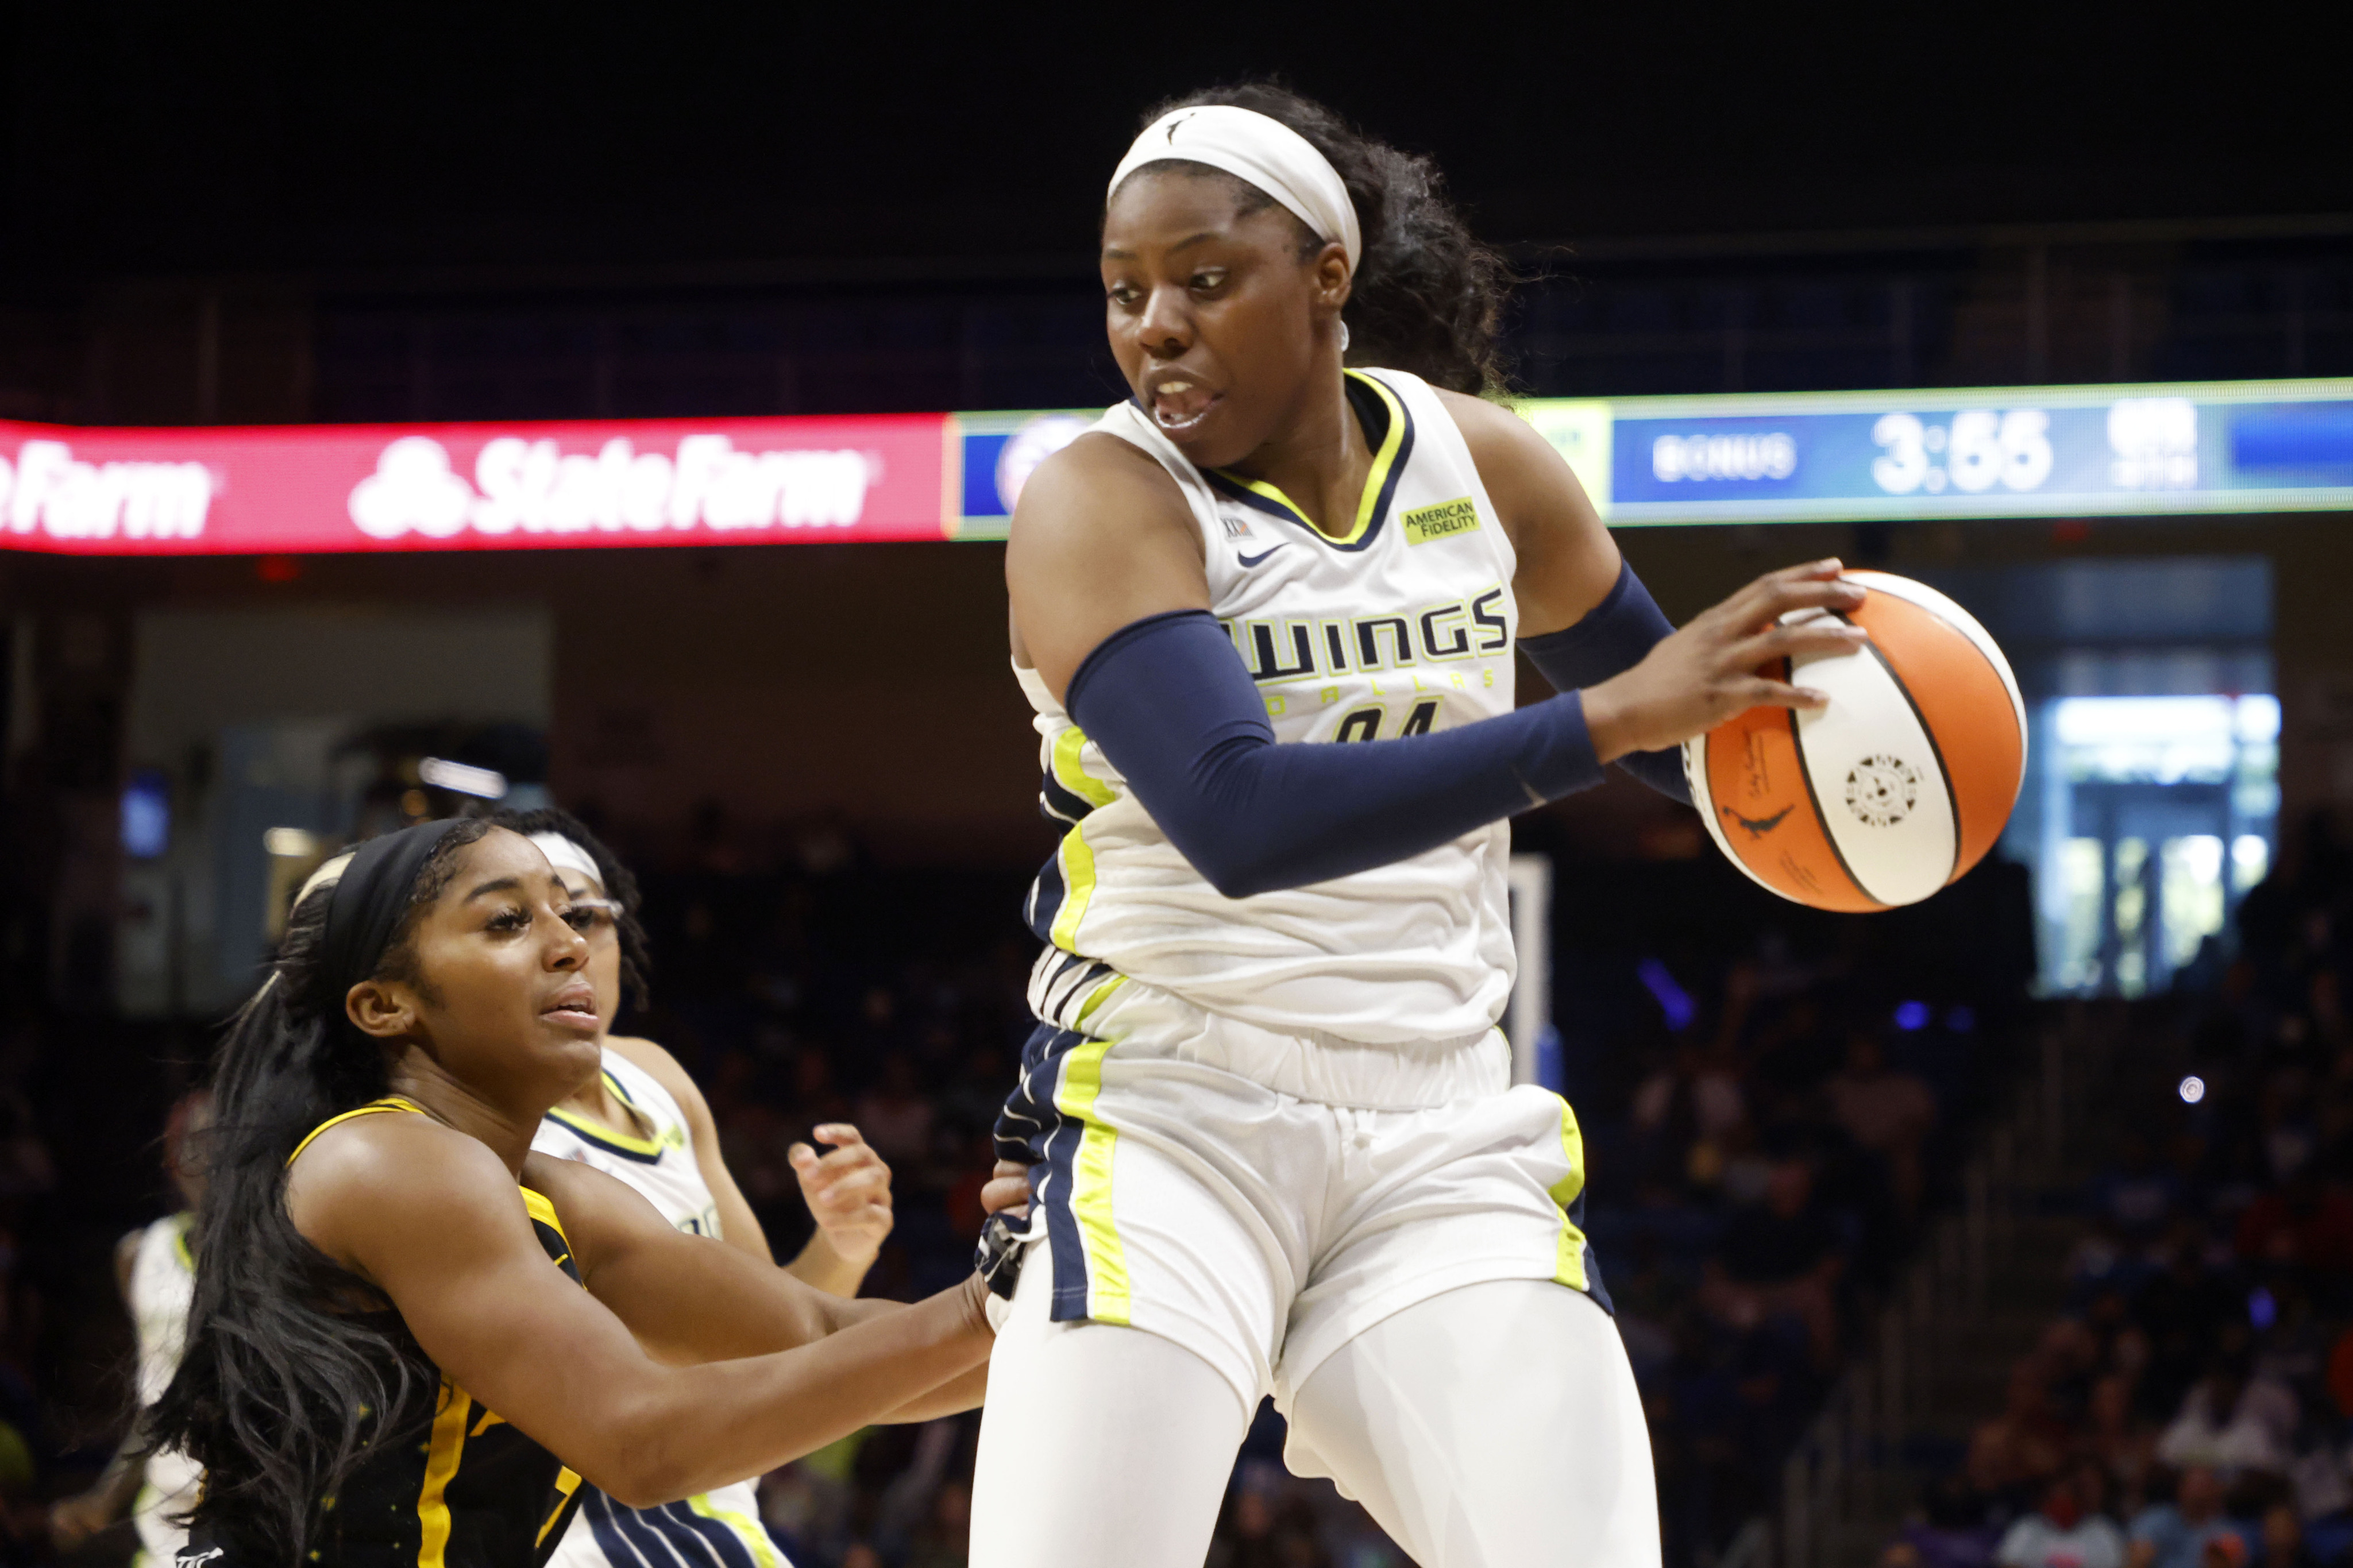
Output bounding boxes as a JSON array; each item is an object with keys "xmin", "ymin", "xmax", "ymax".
[{"xmin": 321, "ymin": 820, "xmax": 469, "ymax": 1001}]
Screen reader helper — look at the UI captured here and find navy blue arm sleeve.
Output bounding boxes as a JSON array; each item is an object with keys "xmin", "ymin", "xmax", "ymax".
[
  {"xmin": 1064, "ymin": 611, "xmax": 1604, "ymax": 900},
  {"xmin": 1517, "ymin": 560, "xmax": 1691, "ymax": 805}
]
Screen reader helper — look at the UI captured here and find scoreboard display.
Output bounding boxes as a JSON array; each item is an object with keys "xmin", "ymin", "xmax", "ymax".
[
  {"xmin": 1, "ymin": 377, "xmax": 2347, "ymax": 556},
  {"xmin": 1510, "ymin": 379, "xmax": 2353, "ymax": 528}
]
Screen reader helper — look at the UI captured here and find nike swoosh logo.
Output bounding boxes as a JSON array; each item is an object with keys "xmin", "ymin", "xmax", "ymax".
[{"xmin": 1236, "ymin": 546, "xmax": 1284, "ymax": 568}]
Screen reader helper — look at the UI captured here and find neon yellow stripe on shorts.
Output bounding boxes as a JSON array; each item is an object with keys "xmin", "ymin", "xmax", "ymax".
[
  {"xmin": 1075, "ymin": 973, "xmax": 1127, "ymax": 1026},
  {"xmin": 1546, "ymin": 1093, "xmax": 1591, "ymax": 1293},
  {"xmin": 686, "ymin": 1493, "xmax": 781, "ymax": 1568},
  {"xmin": 1049, "ymin": 820, "xmax": 1099, "ymax": 951},
  {"xmin": 1054, "ymin": 1033, "xmax": 1131, "ymax": 1324},
  {"xmin": 1051, "ymin": 727, "xmax": 1118, "ymax": 809}
]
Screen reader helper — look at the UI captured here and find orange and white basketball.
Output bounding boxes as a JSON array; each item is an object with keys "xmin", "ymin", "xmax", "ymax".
[{"xmin": 1683, "ymin": 570, "xmax": 2025, "ymax": 912}]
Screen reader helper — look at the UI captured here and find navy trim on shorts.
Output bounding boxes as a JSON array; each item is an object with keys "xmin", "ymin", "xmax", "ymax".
[{"xmin": 994, "ymin": 1021, "xmax": 1100, "ymax": 1323}]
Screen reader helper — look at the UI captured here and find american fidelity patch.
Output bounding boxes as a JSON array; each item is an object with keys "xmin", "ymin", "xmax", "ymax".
[{"xmin": 1401, "ymin": 497, "xmax": 1480, "ymax": 545}]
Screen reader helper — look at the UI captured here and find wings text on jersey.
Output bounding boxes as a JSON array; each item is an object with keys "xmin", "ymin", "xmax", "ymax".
[{"xmin": 1227, "ymin": 586, "xmax": 1509, "ymax": 684}]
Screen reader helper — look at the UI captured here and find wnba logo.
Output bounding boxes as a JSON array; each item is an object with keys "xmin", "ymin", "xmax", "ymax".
[{"xmin": 1843, "ymin": 755, "xmax": 1920, "ymax": 829}]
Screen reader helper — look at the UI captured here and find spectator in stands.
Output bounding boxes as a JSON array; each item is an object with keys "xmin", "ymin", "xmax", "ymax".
[
  {"xmin": 1827, "ymin": 1030, "xmax": 1938, "ymax": 1221},
  {"xmin": 2194, "ymin": 1535, "xmax": 2245, "ymax": 1568},
  {"xmin": 2232, "ymin": 1165, "xmax": 2353, "ymax": 1278},
  {"xmin": 2090, "ymin": 1134, "xmax": 2185, "ymax": 1249},
  {"xmin": 856, "ymin": 1052, "xmax": 936, "ymax": 1164},
  {"xmin": 1973, "ymin": 1364, "xmax": 2072, "ymax": 1497},
  {"xmin": 1633, "ymin": 1040, "xmax": 1748, "ymax": 1191},
  {"xmin": 1996, "ymin": 1467, "xmax": 2126, "ymax": 1568},
  {"xmin": 2080, "ymin": 1373, "xmax": 2158, "ymax": 1513},
  {"xmin": 2126, "ymin": 1467, "xmax": 2247, "ymax": 1568},
  {"xmin": 2135, "ymin": 1229, "xmax": 2246, "ymax": 1419},
  {"xmin": 2261, "ymin": 1502, "xmax": 2318, "ymax": 1568},
  {"xmin": 2069, "ymin": 1223, "xmax": 2161, "ymax": 1312},
  {"xmin": 1705, "ymin": 1156, "xmax": 1845, "ymax": 1368},
  {"xmin": 2035, "ymin": 1318, "xmax": 2105, "ymax": 1431},
  {"xmin": 2155, "ymin": 1354, "xmax": 2297, "ymax": 1479}
]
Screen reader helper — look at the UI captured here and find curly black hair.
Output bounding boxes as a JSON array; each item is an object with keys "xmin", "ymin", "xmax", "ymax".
[
  {"xmin": 1130, "ymin": 80, "xmax": 1514, "ymax": 396},
  {"xmin": 485, "ymin": 805, "xmax": 653, "ymax": 1017}
]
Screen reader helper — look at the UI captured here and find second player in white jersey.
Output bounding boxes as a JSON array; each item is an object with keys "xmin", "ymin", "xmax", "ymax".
[
  {"xmin": 537, "ymin": 1055, "xmax": 722, "ymax": 1239},
  {"xmin": 503, "ymin": 812, "xmax": 898, "ymax": 1568},
  {"xmin": 1022, "ymin": 366, "xmax": 1517, "ymax": 1048},
  {"xmin": 534, "ymin": 1049, "xmax": 777, "ymax": 1568}
]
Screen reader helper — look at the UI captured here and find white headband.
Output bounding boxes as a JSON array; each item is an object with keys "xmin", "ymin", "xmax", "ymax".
[
  {"xmin": 529, "ymin": 832, "xmax": 605, "ymax": 894},
  {"xmin": 1109, "ymin": 106, "xmax": 1361, "ymax": 271}
]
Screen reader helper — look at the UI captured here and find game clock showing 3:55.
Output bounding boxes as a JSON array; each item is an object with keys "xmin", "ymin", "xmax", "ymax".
[{"xmin": 1869, "ymin": 409, "xmax": 2053, "ymax": 495}]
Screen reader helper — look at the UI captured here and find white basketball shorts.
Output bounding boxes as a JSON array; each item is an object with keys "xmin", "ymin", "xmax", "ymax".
[{"xmin": 994, "ymin": 967, "xmax": 1611, "ymax": 1413}]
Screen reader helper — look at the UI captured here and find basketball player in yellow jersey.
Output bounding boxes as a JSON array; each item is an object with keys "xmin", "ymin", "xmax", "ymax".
[
  {"xmin": 974, "ymin": 84, "xmax": 1869, "ymax": 1567},
  {"xmin": 151, "ymin": 820, "xmax": 998, "ymax": 1568}
]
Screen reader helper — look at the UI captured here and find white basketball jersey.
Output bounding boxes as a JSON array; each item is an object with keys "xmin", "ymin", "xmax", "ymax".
[
  {"xmin": 534, "ymin": 1051, "xmax": 785, "ymax": 1568},
  {"xmin": 1020, "ymin": 368, "xmax": 1519, "ymax": 1048},
  {"xmin": 533, "ymin": 1050, "xmax": 722, "ymax": 1238},
  {"xmin": 125, "ymin": 1214, "xmax": 200, "ymax": 1567}
]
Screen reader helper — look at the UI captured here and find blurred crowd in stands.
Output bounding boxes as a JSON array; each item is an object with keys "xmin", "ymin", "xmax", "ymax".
[
  {"xmin": 1580, "ymin": 915, "xmax": 2017, "ymax": 1565},
  {"xmin": 1884, "ymin": 816, "xmax": 2353, "ymax": 1568},
  {"xmin": 0, "ymin": 808, "xmax": 2039, "ymax": 1567}
]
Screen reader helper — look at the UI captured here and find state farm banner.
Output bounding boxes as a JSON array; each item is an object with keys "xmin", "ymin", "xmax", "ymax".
[{"xmin": 0, "ymin": 413, "xmax": 955, "ymax": 555}]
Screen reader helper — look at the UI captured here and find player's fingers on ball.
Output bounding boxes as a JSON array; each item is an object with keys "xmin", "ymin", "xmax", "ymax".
[
  {"xmin": 1731, "ymin": 611, "xmax": 1854, "ymax": 667},
  {"xmin": 1777, "ymin": 556, "xmax": 1845, "ymax": 581},
  {"xmin": 1741, "ymin": 677, "xmax": 1830, "ymax": 710},
  {"xmin": 1756, "ymin": 577, "xmax": 1863, "ymax": 623},
  {"xmin": 1745, "ymin": 620, "xmax": 1868, "ymax": 664}
]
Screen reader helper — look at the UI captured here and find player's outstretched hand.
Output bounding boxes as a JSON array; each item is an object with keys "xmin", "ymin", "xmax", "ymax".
[
  {"xmin": 1581, "ymin": 559, "xmax": 1870, "ymax": 760},
  {"xmin": 979, "ymin": 1158, "xmax": 1032, "ymax": 1220},
  {"xmin": 788, "ymin": 1125, "xmax": 894, "ymax": 1269}
]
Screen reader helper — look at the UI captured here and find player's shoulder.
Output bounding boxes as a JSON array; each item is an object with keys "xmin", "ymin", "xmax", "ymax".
[
  {"xmin": 1010, "ymin": 429, "xmax": 1191, "ymax": 544},
  {"xmin": 604, "ymin": 1035, "xmax": 704, "ymax": 1114},
  {"xmin": 1431, "ymin": 386, "xmax": 1554, "ymax": 469},
  {"xmin": 604, "ymin": 1033, "xmax": 682, "ymax": 1083},
  {"xmin": 286, "ymin": 1104, "xmax": 512, "ymax": 1215}
]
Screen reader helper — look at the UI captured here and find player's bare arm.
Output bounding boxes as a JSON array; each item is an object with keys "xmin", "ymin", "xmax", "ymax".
[{"xmin": 287, "ymin": 1110, "xmax": 989, "ymax": 1506}]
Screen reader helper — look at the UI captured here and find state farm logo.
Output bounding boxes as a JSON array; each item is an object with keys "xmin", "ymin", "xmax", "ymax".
[
  {"xmin": 0, "ymin": 441, "xmax": 214, "ymax": 540},
  {"xmin": 349, "ymin": 434, "xmax": 875, "ymax": 541}
]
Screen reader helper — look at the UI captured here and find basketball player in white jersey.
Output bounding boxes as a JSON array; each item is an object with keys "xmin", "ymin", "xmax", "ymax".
[
  {"xmin": 496, "ymin": 809, "xmax": 898, "ymax": 1567},
  {"xmin": 49, "ymin": 1092, "xmax": 210, "ymax": 1566},
  {"xmin": 971, "ymin": 85, "xmax": 1870, "ymax": 1566}
]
